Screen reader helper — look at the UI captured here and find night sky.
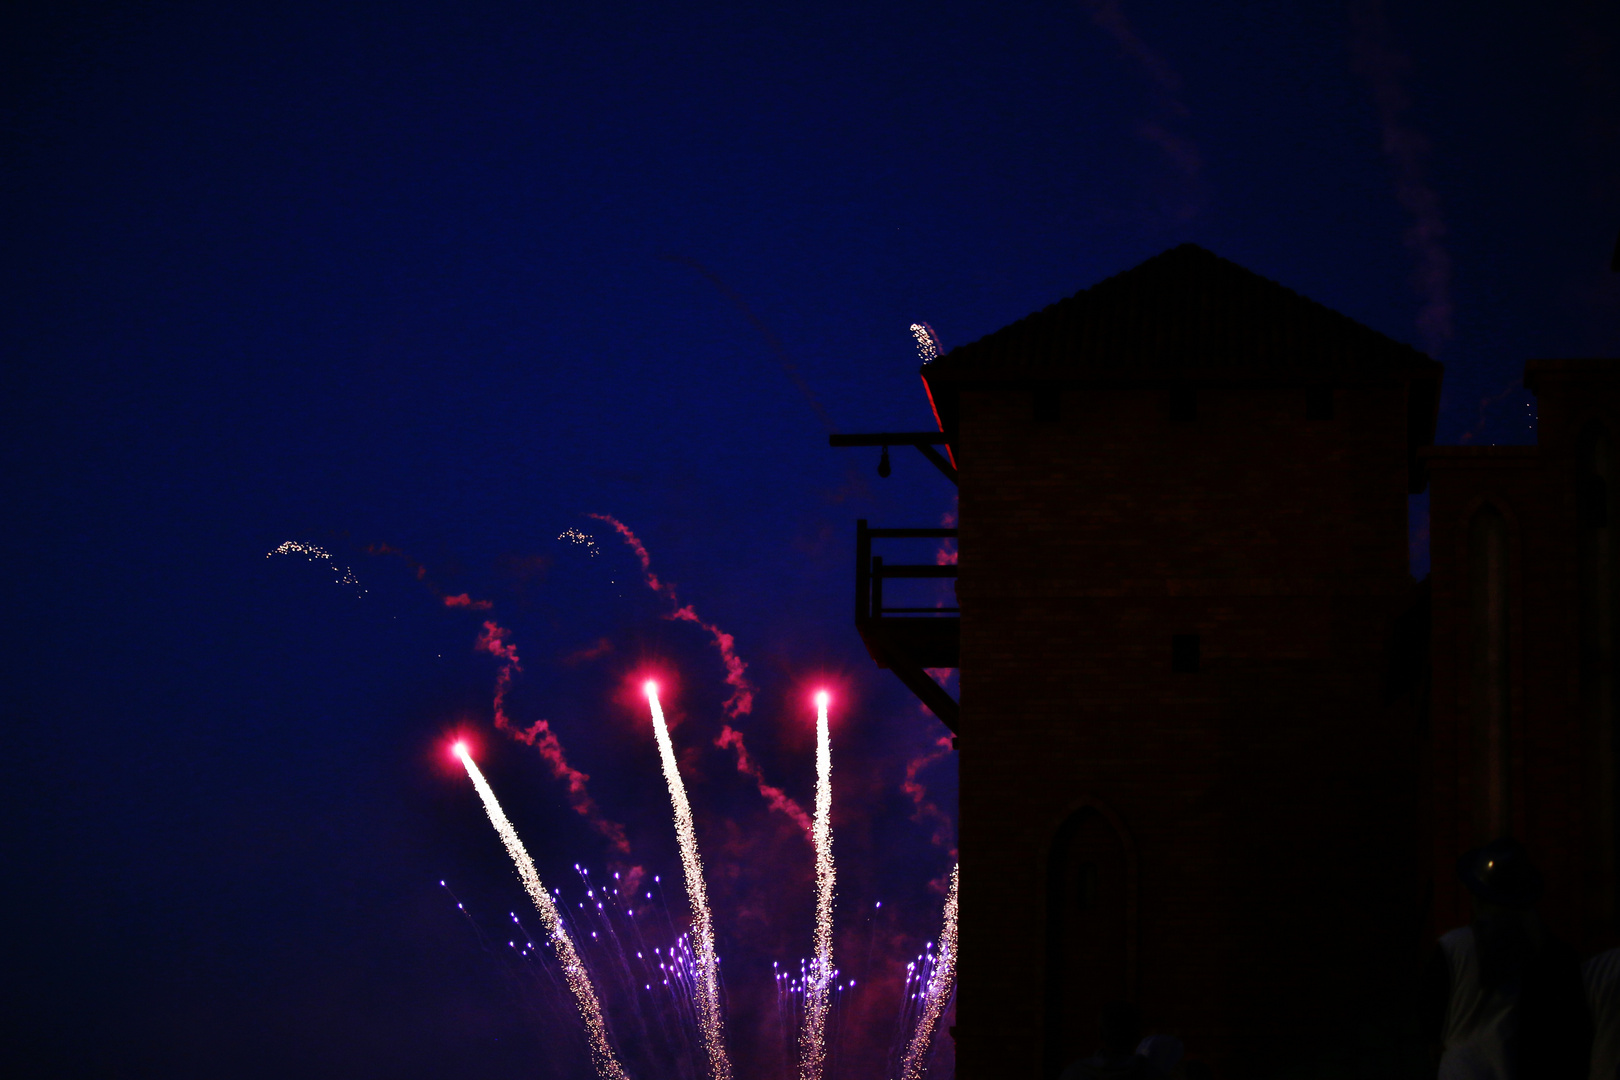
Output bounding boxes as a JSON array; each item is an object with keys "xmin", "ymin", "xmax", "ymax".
[{"xmin": 4, "ymin": 2, "xmax": 1618, "ymax": 1077}]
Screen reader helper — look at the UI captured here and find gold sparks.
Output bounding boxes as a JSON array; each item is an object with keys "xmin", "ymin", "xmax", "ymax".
[
  {"xmin": 899, "ymin": 863, "xmax": 958, "ymax": 1080},
  {"xmin": 909, "ymin": 323, "xmax": 941, "ymax": 365},
  {"xmin": 454, "ymin": 746, "xmax": 630, "ymax": 1080},
  {"xmin": 559, "ymin": 528, "xmax": 601, "ymax": 557},
  {"xmin": 799, "ymin": 692, "xmax": 836, "ymax": 1080},
  {"xmin": 644, "ymin": 684, "xmax": 732, "ymax": 1080},
  {"xmin": 266, "ymin": 541, "xmax": 366, "ymax": 596}
]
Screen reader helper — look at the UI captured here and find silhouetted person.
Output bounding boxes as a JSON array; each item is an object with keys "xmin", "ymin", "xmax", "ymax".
[
  {"xmin": 1417, "ymin": 837, "xmax": 1592, "ymax": 1078},
  {"xmin": 1135, "ymin": 1033, "xmax": 1183, "ymax": 1076},
  {"xmin": 1058, "ymin": 1000, "xmax": 1168, "ymax": 1079},
  {"xmin": 1585, "ymin": 947, "xmax": 1620, "ymax": 1080}
]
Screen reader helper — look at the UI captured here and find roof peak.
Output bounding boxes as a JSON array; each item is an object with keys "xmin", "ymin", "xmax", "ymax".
[{"xmin": 928, "ymin": 243, "xmax": 1432, "ymax": 383}]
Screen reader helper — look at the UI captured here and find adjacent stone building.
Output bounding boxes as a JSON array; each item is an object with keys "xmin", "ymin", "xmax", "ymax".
[{"xmin": 1423, "ymin": 359, "xmax": 1620, "ymax": 955}]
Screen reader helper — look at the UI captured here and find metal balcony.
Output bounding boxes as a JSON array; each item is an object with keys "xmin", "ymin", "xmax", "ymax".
[{"xmin": 854, "ymin": 519, "xmax": 960, "ymax": 733}]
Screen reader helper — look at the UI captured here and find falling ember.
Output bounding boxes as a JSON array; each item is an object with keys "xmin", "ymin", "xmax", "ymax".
[
  {"xmin": 799, "ymin": 690, "xmax": 837, "ymax": 1080},
  {"xmin": 452, "ymin": 744, "xmax": 630, "ymax": 1080},
  {"xmin": 644, "ymin": 682, "xmax": 732, "ymax": 1080},
  {"xmin": 898, "ymin": 863, "xmax": 958, "ymax": 1080}
]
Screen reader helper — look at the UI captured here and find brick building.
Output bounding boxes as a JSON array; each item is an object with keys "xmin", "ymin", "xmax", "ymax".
[{"xmin": 843, "ymin": 244, "xmax": 1617, "ymax": 1077}]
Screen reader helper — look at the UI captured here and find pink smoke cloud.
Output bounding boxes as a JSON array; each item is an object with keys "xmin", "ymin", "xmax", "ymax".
[
  {"xmin": 588, "ymin": 513, "xmax": 756, "ymax": 719},
  {"xmin": 587, "ymin": 512, "xmax": 672, "ymax": 598},
  {"xmin": 1350, "ymin": 0, "xmax": 1453, "ymax": 355},
  {"xmin": 474, "ymin": 619, "xmax": 630, "ymax": 854},
  {"xmin": 364, "ymin": 541, "xmax": 629, "ymax": 853},
  {"xmin": 588, "ymin": 513, "xmax": 821, "ymax": 842},
  {"xmin": 561, "ymin": 636, "xmax": 614, "ymax": 665},
  {"xmin": 715, "ymin": 724, "xmax": 812, "ymax": 835},
  {"xmin": 670, "ymin": 605, "xmax": 754, "ymax": 718},
  {"xmin": 903, "ymin": 736, "xmax": 958, "ymax": 860}
]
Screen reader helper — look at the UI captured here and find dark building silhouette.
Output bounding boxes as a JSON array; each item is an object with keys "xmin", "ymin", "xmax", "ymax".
[{"xmin": 838, "ymin": 244, "xmax": 1618, "ymax": 1078}]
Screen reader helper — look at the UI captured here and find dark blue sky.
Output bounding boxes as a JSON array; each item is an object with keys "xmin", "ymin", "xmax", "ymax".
[{"xmin": 4, "ymin": 2, "xmax": 1617, "ymax": 1077}]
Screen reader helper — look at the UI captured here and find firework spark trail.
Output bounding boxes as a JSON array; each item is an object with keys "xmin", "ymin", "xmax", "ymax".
[
  {"xmin": 898, "ymin": 864, "xmax": 958, "ymax": 1080},
  {"xmin": 643, "ymin": 683, "xmax": 732, "ymax": 1080},
  {"xmin": 475, "ymin": 620, "xmax": 631, "ymax": 853},
  {"xmin": 452, "ymin": 744, "xmax": 630, "ymax": 1080},
  {"xmin": 799, "ymin": 691, "xmax": 836, "ymax": 1080}
]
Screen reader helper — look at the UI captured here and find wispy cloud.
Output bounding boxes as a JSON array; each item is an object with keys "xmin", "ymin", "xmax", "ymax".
[
  {"xmin": 1080, "ymin": 0, "xmax": 1203, "ymax": 221},
  {"xmin": 1350, "ymin": 0, "xmax": 1453, "ymax": 355}
]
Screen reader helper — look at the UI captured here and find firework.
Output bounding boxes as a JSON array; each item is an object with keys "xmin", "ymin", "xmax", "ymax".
[
  {"xmin": 452, "ymin": 742, "xmax": 630, "ymax": 1080},
  {"xmin": 800, "ymin": 690, "xmax": 836, "ymax": 1080},
  {"xmin": 909, "ymin": 323, "xmax": 942, "ymax": 365},
  {"xmin": 266, "ymin": 540, "xmax": 365, "ymax": 597},
  {"xmin": 898, "ymin": 863, "xmax": 958, "ymax": 1080},
  {"xmin": 644, "ymin": 682, "xmax": 732, "ymax": 1080}
]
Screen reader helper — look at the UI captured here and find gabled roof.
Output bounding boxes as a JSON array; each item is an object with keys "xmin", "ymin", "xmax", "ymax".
[
  {"xmin": 925, "ymin": 243, "xmax": 1436, "ymax": 384},
  {"xmin": 918, "ymin": 243, "xmax": 1444, "ymax": 492}
]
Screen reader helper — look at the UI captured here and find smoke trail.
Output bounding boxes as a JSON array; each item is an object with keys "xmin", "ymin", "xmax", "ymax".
[
  {"xmin": 663, "ymin": 253, "xmax": 839, "ymax": 435},
  {"xmin": 588, "ymin": 514, "xmax": 756, "ymax": 724},
  {"xmin": 1349, "ymin": 0, "xmax": 1453, "ymax": 355},
  {"xmin": 477, "ymin": 619, "xmax": 631, "ymax": 854},
  {"xmin": 591, "ymin": 512, "xmax": 810, "ymax": 831},
  {"xmin": 644, "ymin": 683, "xmax": 732, "ymax": 1080},
  {"xmin": 714, "ymin": 724, "xmax": 812, "ymax": 835},
  {"xmin": 1079, "ymin": 0, "xmax": 1203, "ymax": 221},
  {"xmin": 902, "ymin": 736, "xmax": 957, "ymax": 860},
  {"xmin": 799, "ymin": 692, "xmax": 837, "ymax": 1080},
  {"xmin": 898, "ymin": 864, "xmax": 958, "ymax": 1080},
  {"xmin": 452, "ymin": 744, "xmax": 631, "ymax": 1080},
  {"xmin": 1456, "ymin": 379, "xmax": 1530, "ymax": 446}
]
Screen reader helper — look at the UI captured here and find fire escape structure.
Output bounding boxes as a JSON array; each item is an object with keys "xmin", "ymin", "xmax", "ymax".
[{"xmin": 829, "ymin": 432, "xmax": 959, "ymax": 733}]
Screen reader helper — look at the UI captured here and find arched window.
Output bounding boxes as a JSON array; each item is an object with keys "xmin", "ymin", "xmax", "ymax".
[
  {"xmin": 1043, "ymin": 805, "xmax": 1130, "ymax": 1078},
  {"xmin": 1577, "ymin": 422, "xmax": 1619, "ymax": 915},
  {"xmin": 1469, "ymin": 505, "xmax": 1511, "ymax": 840}
]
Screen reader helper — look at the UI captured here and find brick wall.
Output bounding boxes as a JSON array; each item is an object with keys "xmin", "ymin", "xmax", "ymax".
[{"xmin": 956, "ymin": 380, "xmax": 1422, "ymax": 1078}]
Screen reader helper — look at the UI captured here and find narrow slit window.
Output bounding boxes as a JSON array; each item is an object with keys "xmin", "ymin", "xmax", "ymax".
[
  {"xmin": 1169, "ymin": 387, "xmax": 1197, "ymax": 423},
  {"xmin": 1172, "ymin": 634, "xmax": 1200, "ymax": 673},
  {"xmin": 1076, "ymin": 861, "xmax": 1099, "ymax": 910},
  {"xmin": 1033, "ymin": 385, "xmax": 1061, "ymax": 423}
]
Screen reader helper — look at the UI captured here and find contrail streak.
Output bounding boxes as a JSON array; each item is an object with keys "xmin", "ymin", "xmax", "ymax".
[
  {"xmin": 898, "ymin": 863, "xmax": 958, "ymax": 1080},
  {"xmin": 644, "ymin": 683, "xmax": 732, "ymax": 1080},
  {"xmin": 452, "ymin": 743, "xmax": 630, "ymax": 1080},
  {"xmin": 800, "ymin": 691, "xmax": 836, "ymax": 1080}
]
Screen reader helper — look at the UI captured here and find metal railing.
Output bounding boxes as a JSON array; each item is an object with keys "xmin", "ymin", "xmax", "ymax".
[{"xmin": 855, "ymin": 519, "xmax": 959, "ymax": 621}]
